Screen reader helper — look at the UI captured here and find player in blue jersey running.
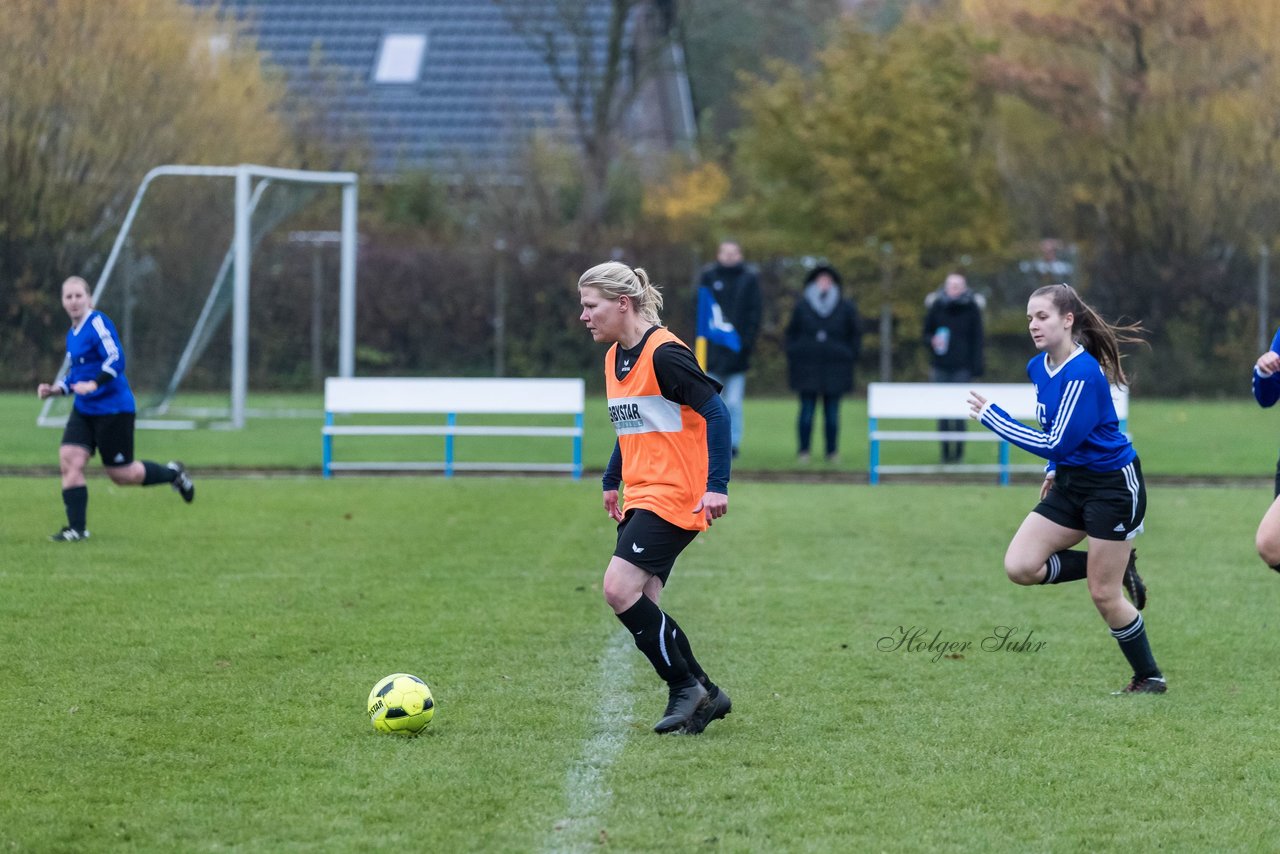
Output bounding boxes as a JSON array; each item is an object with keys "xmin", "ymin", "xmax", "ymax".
[
  {"xmin": 966, "ymin": 283, "xmax": 1165, "ymax": 695},
  {"xmin": 36, "ymin": 276, "xmax": 195, "ymax": 542},
  {"xmin": 1251, "ymin": 329, "xmax": 1280, "ymax": 568}
]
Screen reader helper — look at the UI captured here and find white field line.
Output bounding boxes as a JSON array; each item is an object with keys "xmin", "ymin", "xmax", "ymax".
[{"xmin": 544, "ymin": 629, "xmax": 634, "ymax": 853}]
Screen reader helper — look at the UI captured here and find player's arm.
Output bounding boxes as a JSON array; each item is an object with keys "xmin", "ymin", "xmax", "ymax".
[
  {"xmin": 1254, "ymin": 330, "xmax": 1280, "ymax": 407},
  {"xmin": 39, "ymin": 354, "xmax": 73, "ymax": 398},
  {"xmin": 968, "ymin": 379, "xmax": 1096, "ymax": 462},
  {"xmin": 1039, "ymin": 460, "xmax": 1056, "ymax": 498},
  {"xmin": 68, "ymin": 317, "xmax": 123, "ymax": 395},
  {"xmin": 601, "ymin": 441, "xmax": 624, "ymax": 522},
  {"xmin": 1253, "ymin": 362, "xmax": 1280, "ymax": 408},
  {"xmin": 653, "ymin": 343, "xmax": 730, "ymax": 521},
  {"xmin": 89, "ymin": 315, "xmax": 122, "ymax": 387},
  {"xmin": 691, "ymin": 394, "xmax": 730, "ymax": 524}
]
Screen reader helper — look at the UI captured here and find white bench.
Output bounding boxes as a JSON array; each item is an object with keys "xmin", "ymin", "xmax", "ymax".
[
  {"xmin": 867, "ymin": 382, "xmax": 1129, "ymax": 485},
  {"xmin": 322, "ymin": 377, "xmax": 585, "ymax": 479}
]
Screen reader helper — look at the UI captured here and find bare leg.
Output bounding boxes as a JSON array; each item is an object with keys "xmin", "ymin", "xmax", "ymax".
[
  {"xmin": 1003, "ymin": 511, "xmax": 1085, "ymax": 585},
  {"xmin": 1086, "ymin": 538, "xmax": 1138, "ymax": 629},
  {"xmin": 1256, "ymin": 494, "xmax": 1280, "ymax": 568},
  {"xmin": 58, "ymin": 445, "xmax": 91, "ymax": 489},
  {"xmin": 104, "ymin": 461, "xmax": 147, "ymax": 486}
]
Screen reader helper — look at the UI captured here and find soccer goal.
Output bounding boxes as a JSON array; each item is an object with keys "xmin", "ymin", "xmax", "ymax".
[{"xmin": 37, "ymin": 164, "xmax": 358, "ymax": 430}]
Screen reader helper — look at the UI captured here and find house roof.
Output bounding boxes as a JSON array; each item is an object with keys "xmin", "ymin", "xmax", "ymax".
[{"xmin": 193, "ymin": 0, "xmax": 694, "ymax": 177}]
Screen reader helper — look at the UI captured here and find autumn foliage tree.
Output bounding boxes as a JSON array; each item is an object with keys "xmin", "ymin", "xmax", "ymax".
[
  {"xmin": 729, "ymin": 7, "xmax": 1008, "ymax": 378},
  {"xmin": 0, "ymin": 0, "xmax": 299, "ymax": 382},
  {"xmin": 976, "ymin": 0, "xmax": 1280, "ymax": 390}
]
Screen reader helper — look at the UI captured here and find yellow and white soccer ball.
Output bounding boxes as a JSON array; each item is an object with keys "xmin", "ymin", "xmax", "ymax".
[{"xmin": 367, "ymin": 673, "xmax": 434, "ymax": 734}]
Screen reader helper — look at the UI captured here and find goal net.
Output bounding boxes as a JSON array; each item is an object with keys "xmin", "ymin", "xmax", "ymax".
[{"xmin": 37, "ymin": 164, "xmax": 358, "ymax": 430}]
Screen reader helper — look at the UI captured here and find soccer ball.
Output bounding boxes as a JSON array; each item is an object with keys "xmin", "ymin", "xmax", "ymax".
[{"xmin": 367, "ymin": 673, "xmax": 434, "ymax": 734}]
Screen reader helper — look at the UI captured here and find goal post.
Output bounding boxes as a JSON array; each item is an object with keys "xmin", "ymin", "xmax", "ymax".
[{"xmin": 37, "ymin": 164, "xmax": 358, "ymax": 430}]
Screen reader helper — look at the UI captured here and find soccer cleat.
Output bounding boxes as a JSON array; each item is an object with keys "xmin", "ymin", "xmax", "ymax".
[
  {"xmin": 1113, "ymin": 675, "xmax": 1167, "ymax": 695},
  {"xmin": 1122, "ymin": 549, "xmax": 1146, "ymax": 611},
  {"xmin": 653, "ymin": 679, "xmax": 708, "ymax": 734},
  {"xmin": 49, "ymin": 526, "xmax": 89, "ymax": 542},
  {"xmin": 168, "ymin": 461, "xmax": 195, "ymax": 503},
  {"xmin": 682, "ymin": 685, "xmax": 732, "ymax": 735}
]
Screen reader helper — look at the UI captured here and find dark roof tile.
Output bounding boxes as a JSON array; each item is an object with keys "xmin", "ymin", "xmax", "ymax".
[{"xmin": 188, "ymin": 0, "xmax": 688, "ymax": 175}]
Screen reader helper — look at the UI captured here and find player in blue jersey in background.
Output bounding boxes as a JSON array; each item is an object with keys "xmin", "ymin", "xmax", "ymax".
[
  {"xmin": 1250, "ymin": 329, "xmax": 1280, "ymax": 569},
  {"xmin": 966, "ymin": 283, "xmax": 1165, "ymax": 695},
  {"xmin": 36, "ymin": 276, "xmax": 195, "ymax": 542}
]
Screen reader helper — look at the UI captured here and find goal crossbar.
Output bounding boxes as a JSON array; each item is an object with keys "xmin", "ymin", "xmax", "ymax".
[{"xmin": 37, "ymin": 164, "xmax": 359, "ymax": 429}]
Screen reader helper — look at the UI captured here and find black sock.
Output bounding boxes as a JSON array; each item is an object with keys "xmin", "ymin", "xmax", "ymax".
[
  {"xmin": 141, "ymin": 461, "xmax": 176, "ymax": 486},
  {"xmin": 1041, "ymin": 550, "xmax": 1088, "ymax": 584},
  {"xmin": 615, "ymin": 597, "xmax": 693, "ymax": 686},
  {"xmin": 1110, "ymin": 614, "xmax": 1161, "ymax": 679},
  {"xmin": 62, "ymin": 485, "xmax": 88, "ymax": 531},
  {"xmin": 1271, "ymin": 564, "xmax": 1280, "ymax": 574},
  {"xmin": 663, "ymin": 614, "xmax": 715, "ymax": 692}
]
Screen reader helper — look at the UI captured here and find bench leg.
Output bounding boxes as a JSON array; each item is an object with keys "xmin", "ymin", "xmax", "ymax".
[
  {"xmin": 869, "ymin": 418, "xmax": 880, "ymax": 485},
  {"xmin": 323, "ymin": 413, "xmax": 333, "ymax": 479},
  {"xmin": 445, "ymin": 413, "xmax": 456, "ymax": 477},
  {"xmin": 573, "ymin": 413, "xmax": 583, "ymax": 480}
]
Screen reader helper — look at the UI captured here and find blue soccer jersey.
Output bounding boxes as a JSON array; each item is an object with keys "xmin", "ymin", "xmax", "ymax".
[
  {"xmin": 56, "ymin": 310, "xmax": 136, "ymax": 415},
  {"xmin": 977, "ymin": 345, "xmax": 1134, "ymax": 473},
  {"xmin": 1253, "ymin": 327, "xmax": 1280, "ymax": 408}
]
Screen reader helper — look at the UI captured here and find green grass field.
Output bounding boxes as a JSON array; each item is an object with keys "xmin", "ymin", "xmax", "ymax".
[{"xmin": 2, "ymin": 473, "xmax": 1279, "ymax": 852}]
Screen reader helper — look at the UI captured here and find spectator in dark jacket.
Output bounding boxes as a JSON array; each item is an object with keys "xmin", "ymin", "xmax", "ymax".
[
  {"xmin": 697, "ymin": 241, "xmax": 762, "ymax": 457},
  {"xmin": 922, "ymin": 273, "xmax": 985, "ymax": 463},
  {"xmin": 785, "ymin": 265, "xmax": 862, "ymax": 463}
]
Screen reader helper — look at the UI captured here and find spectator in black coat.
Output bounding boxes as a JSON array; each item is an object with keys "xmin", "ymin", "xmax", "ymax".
[
  {"xmin": 697, "ymin": 241, "xmax": 762, "ymax": 457},
  {"xmin": 785, "ymin": 265, "xmax": 862, "ymax": 463},
  {"xmin": 922, "ymin": 273, "xmax": 986, "ymax": 463}
]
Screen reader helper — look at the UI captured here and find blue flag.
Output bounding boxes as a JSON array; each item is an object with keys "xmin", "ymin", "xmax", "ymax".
[{"xmin": 696, "ymin": 286, "xmax": 742, "ymax": 355}]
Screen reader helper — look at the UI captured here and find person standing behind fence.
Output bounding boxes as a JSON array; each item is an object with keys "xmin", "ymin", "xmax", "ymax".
[
  {"xmin": 923, "ymin": 273, "xmax": 985, "ymax": 463},
  {"xmin": 784, "ymin": 265, "xmax": 862, "ymax": 463},
  {"xmin": 695, "ymin": 240, "xmax": 761, "ymax": 459},
  {"xmin": 1250, "ymin": 329, "xmax": 1280, "ymax": 569},
  {"xmin": 36, "ymin": 276, "xmax": 195, "ymax": 542},
  {"xmin": 966, "ymin": 283, "xmax": 1162, "ymax": 695}
]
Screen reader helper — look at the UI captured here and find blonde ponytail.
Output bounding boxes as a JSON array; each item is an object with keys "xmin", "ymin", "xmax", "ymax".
[{"xmin": 577, "ymin": 262, "xmax": 663, "ymax": 325}]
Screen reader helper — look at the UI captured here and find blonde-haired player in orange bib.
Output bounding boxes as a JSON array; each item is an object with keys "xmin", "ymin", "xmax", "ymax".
[{"xmin": 579, "ymin": 261, "xmax": 733, "ymax": 734}]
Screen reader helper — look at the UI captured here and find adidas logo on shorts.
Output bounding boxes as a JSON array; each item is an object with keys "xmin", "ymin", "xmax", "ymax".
[{"xmin": 1113, "ymin": 523, "xmax": 1126, "ymax": 532}]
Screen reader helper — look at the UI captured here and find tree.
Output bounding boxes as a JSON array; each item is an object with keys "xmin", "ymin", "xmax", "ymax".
[
  {"xmin": 729, "ymin": 7, "xmax": 1008, "ymax": 379},
  {"xmin": 977, "ymin": 0, "xmax": 1280, "ymax": 391},
  {"xmin": 0, "ymin": 0, "xmax": 299, "ymax": 382},
  {"xmin": 681, "ymin": 0, "xmax": 841, "ymax": 141},
  {"xmin": 493, "ymin": 0, "xmax": 692, "ymax": 239}
]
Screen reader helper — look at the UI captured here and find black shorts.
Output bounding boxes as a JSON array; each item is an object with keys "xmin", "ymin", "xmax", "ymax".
[
  {"xmin": 614, "ymin": 509, "xmax": 699, "ymax": 585},
  {"xmin": 62, "ymin": 409, "xmax": 136, "ymax": 467},
  {"xmin": 1034, "ymin": 459, "xmax": 1145, "ymax": 541}
]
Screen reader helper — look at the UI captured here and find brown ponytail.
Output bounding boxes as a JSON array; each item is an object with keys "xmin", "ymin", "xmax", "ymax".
[{"xmin": 1030, "ymin": 284, "xmax": 1144, "ymax": 385}]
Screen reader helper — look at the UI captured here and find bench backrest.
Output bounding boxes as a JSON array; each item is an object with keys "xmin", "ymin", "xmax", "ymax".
[
  {"xmin": 867, "ymin": 382, "xmax": 1128, "ymax": 420},
  {"xmin": 325, "ymin": 377, "xmax": 585, "ymax": 415}
]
